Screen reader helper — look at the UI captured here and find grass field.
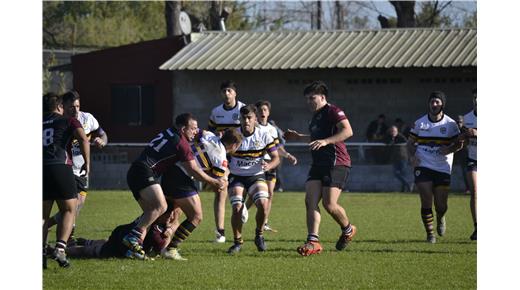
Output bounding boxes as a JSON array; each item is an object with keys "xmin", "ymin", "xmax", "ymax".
[{"xmin": 43, "ymin": 190, "xmax": 476, "ymax": 289}]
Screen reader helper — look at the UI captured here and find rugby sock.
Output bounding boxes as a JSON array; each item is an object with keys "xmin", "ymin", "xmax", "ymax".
[
  {"xmin": 217, "ymin": 228, "xmax": 225, "ymax": 236},
  {"xmin": 255, "ymin": 227, "xmax": 264, "ymax": 237},
  {"xmin": 234, "ymin": 237, "xmax": 244, "ymax": 245},
  {"xmin": 55, "ymin": 240, "xmax": 67, "ymax": 250},
  {"xmin": 307, "ymin": 234, "xmax": 320, "ymax": 242},
  {"xmin": 341, "ymin": 224, "xmax": 353, "ymax": 236},
  {"xmin": 421, "ymin": 208, "xmax": 435, "ymax": 236},
  {"xmin": 170, "ymin": 220, "xmax": 196, "ymax": 248}
]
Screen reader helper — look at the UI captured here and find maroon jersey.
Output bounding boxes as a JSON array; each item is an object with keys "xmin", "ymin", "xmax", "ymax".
[
  {"xmin": 43, "ymin": 113, "xmax": 82, "ymax": 165},
  {"xmin": 134, "ymin": 127, "xmax": 194, "ymax": 175},
  {"xmin": 308, "ymin": 103, "xmax": 351, "ymax": 167}
]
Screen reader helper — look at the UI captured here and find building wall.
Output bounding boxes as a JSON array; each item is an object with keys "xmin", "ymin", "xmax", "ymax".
[
  {"xmin": 171, "ymin": 67, "xmax": 476, "ymax": 141},
  {"xmin": 72, "ymin": 38, "xmax": 185, "ymax": 142}
]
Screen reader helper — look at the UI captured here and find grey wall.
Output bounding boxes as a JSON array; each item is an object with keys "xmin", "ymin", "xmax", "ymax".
[{"xmin": 172, "ymin": 67, "xmax": 476, "ymax": 141}]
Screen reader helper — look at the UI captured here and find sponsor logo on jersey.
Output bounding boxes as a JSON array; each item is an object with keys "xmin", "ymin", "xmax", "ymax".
[
  {"xmin": 232, "ymin": 113, "xmax": 239, "ymax": 120},
  {"xmin": 415, "ymin": 169, "xmax": 421, "ymax": 176},
  {"xmin": 237, "ymin": 159, "xmax": 259, "ymax": 167},
  {"xmin": 440, "ymin": 127, "xmax": 447, "ymax": 134},
  {"xmin": 216, "ymin": 115, "xmax": 224, "ymax": 119},
  {"xmin": 419, "ymin": 122, "xmax": 430, "ymax": 131},
  {"xmin": 254, "ymin": 140, "xmax": 261, "ymax": 147}
]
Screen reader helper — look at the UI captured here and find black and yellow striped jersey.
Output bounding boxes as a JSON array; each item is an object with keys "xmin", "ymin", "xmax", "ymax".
[
  {"xmin": 208, "ymin": 101, "xmax": 245, "ymax": 132},
  {"xmin": 409, "ymin": 113, "xmax": 460, "ymax": 174},
  {"xmin": 229, "ymin": 126, "xmax": 277, "ymax": 176},
  {"xmin": 191, "ymin": 130, "xmax": 227, "ymax": 178}
]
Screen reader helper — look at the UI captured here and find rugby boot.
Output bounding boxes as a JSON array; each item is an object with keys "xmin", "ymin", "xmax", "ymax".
[
  {"xmin": 297, "ymin": 241, "xmax": 323, "ymax": 256},
  {"xmin": 470, "ymin": 229, "xmax": 477, "ymax": 241},
  {"xmin": 335, "ymin": 224, "xmax": 358, "ymax": 251},
  {"xmin": 161, "ymin": 247, "xmax": 187, "ymax": 261},
  {"xmin": 254, "ymin": 235, "xmax": 267, "ymax": 252},
  {"xmin": 215, "ymin": 230, "xmax": 226, "ymax": 243},
  {"xmin": 122, "ymin": 234, "xmax": 146, "ymax": 259},
  {"xmin": 263, "ymin": 223, "xmax": 278, "ymax": 233},
  {"xmin": 227, "ymin": 242, "xmax": 242, "ymax": 255},
  {"xmin": 51, "ymin": 248, "xmax": 70, "ymax": 268},
  {"xmin": 437, "ymin": 216, "xmax": 446, "ymax": 236},
  {"xmin": 426, "ymin": 234, "xmax": 437, "ymax": 244}
]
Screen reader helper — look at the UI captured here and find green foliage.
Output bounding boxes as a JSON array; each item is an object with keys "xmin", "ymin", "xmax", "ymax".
[
  {"xmin": 44, "ymin": 191, "xmax": 476, "ymax": 289},
  {"xmin": 44, "ymin": 1, "xmax": 166, "ymax": 49}
]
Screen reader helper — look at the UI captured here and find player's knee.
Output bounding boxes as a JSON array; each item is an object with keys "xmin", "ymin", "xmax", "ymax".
[
  {"xmin": 322, "ymin": 201, "xmax": 338, "ymax": 214},
  {"xmin": 191, "ymin": 212, "xmax": 203, "ymax": 226},
  {"xmin": 230, "ymin": 196, "xmax": 243, "ymax": 214}
]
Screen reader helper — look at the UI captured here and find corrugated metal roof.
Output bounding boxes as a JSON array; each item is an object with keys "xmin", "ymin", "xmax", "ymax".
[{"xmin": 160, "ymin": 28, "xmax": 476, "ymax": 71}]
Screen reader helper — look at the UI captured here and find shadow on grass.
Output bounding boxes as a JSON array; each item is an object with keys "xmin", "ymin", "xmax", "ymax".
[{"xmin": 360, "ymin": 239, "xmax": 477, "ymax": 245}]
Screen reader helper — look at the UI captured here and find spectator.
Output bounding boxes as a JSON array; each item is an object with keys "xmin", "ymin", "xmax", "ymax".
[
  {"xmin": 394, "ymin": 118, "xmax": 411, "ymax": 138},
  {"xmin": 366, "ymin": 114, "xmax": 388, "ymax": 164},
  {"xmin": 384, "ymin": 126, "xmax": 411, "ymax": 192}
]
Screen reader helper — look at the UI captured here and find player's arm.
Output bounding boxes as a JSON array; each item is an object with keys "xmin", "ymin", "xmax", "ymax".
[
  {"xmin": 263, "ymin": 148, "xmax": 280, "ymax": 172},
  {"xmin": 182, "ymin": 159, "xmax": 225, "ymax": 191},
  {"xmin": 73, "ymin": 127, "xmax": 90, "ymax": 176},
  {"xmin": 283, "ymin": 129, "xmax": 311, "ymax": 142},
  {"xmin": 91, "ymin": 127, "xmax": 108, "ymax": 149},
  {"xmin": 309, "ymin": 119, "xmax": 353, "ymax": 151},
  {"xmin": 277, "ymin": 145, "xmax": 297, "ymax": 165},
  {"xmin": 439, "ymin": 135, "xmax": 464, "ymax": 155}
]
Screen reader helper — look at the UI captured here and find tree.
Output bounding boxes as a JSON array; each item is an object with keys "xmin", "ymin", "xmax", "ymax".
[
  {"xmin": 165, "ymin": 1, "xmax": 182, "ymax": 36},
  {"xmin": 390, "ymin": 1, "xmax": 416, "ymax": 27}
]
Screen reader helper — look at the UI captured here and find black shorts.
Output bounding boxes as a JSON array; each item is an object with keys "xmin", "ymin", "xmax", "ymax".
[
  {"xmin": 265, "ymin": 169, "xmax": 277, "ymax": 182},
  {"xmin": 229, "ymin": 174, "xmax": 266, "ymax": 192},
  {"xmin": 466, "ymin": 158, "xmax": 477, "ymax": 172},
  {"xmin": 127, "ymin": 161, "xmax": 160, "ymax": 201},
  {"xmin": 307, "ymin": 165, "xmax": 350, "ymax": 189},
  {"xmin": 161, "ymin": 165, "xmax": 198, "ymax": 199},
  {"xmin": 43, "ymin": 164, "xmax": 77, "ymax": 201},
  {"xmin": 75, "ymin": 175, "xmax": 88, "ymax": 195},
  {"xmin": 414, "ymin": 167, "xmax": 451, "ymax": 187}
]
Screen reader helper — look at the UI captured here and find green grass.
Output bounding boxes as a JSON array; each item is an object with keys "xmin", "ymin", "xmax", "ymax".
[{"xmin": 44, "ymin": 191, "xmax": 476, "ymax": 289}]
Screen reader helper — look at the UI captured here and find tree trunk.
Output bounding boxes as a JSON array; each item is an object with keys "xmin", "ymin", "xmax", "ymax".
[
  {"xmin": 390, "ymin": 1, "xmax": 416, "ymax": 27},
  {"xmin": 165, "ymin": 1, "xmax": 182, "ymax": 36},
  {"xmin": 335, "ymin": 1, "xmax": 344, "ymax": 29},
  {"xmin": 316, "ymin": 1, "xmax": 322, "ymax": 30},
  {"xmin": 210, "ymin": 1, "xmax": 222, "ymax": 30}
]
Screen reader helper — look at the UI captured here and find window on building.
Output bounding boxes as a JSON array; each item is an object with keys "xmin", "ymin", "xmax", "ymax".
[{"xmin": 111, "ymin": 85, "xmax": 154, "ymax": 126}]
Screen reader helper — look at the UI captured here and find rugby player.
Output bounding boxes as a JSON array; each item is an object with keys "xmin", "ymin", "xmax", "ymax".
[
  {"xmin": 47, "ymin": 90, "xmax": 108, "ymax": 243},
  {"xmin": 207, "ymin": 80, "xmax": 246, "ymax": 243},
  {"xmin": 65, "ymin": 210, "xmax": 179, "ymax": 259},
  {"xmin": 242, "ymin": 100, "xmax": 298, "ymax": 232},
  {"xmin": 408, "ymin": 91, "xmax": 462, "ymax": 243},
  {"xmin": 43, "ymin": 93, "xmax": 90, "ymax": 268},
  {"xmin": 284, "ymin": 81, "xmax": 357, "ymax": 256},
  {"xmin": 462, "ymin": 88, "xmax": 477, "ymax": 240},
  {"xmin": 226, "ymin": 105, "xmax": 280, "ymax": 254},
  {"xmin": 160, "ymin": 114, "xmax": 242, "ymax": 260},
  {"xmin": 122, "ymin": 115, "xmax": 225, "ymax": 259}
]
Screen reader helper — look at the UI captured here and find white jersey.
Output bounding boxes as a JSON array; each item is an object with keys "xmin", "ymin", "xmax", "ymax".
[
  {"xmin": 463, "ymin": 110, "xmax": 477, "ymax": 161},
  {"xmin": 191, "ymin": 130, "xmax": 228, "ymax": 177},
  {"xmin": 409, "ymin": 113, "xmax": 460, "ymax": 174},
  {"xmin": 208, "ymin": 101, "xmax": 245, "ymax": 133},
  {"xmin": 258, "ymin": 121, "xmax": 280, "ymax": 161},
  {"xmin": 71, "ymin": 111, "xmax": 100, "ymax": 176},
  {"xmin": 229, "ymin": 126, "xmax": 277, "ymax": 176}
]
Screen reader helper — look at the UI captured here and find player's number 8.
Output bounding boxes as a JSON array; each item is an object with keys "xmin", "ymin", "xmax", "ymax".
[{"xmin": 43, "ymin": 128, "xmax": 54, "ymax": 146}]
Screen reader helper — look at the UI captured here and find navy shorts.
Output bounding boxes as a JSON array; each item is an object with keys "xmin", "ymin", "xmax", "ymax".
[
  {"xmin": 307, "ymin": 165, "xmax": 350, "ymax": 189},
  {"xmin": 127, "ymin": 161, "xmax": 160, "ymax": 201},
  {"xmin": 229, "ymin": 174, "xmax": 266, "ymax": 192},
  {"xmin": 75, "ymin": 175, "xmax": 88, "ymax": 194},
  {"xmin": 414, "ymin": 167, "xmax": 451, "ymax": 187},
  {"xmin": 161, "ymin": 165, "xmax": 198, "ymax": 199},
  {"xmin": 265, "ymin": 169, "xmax": 277, "ymax": 182},
  {"xmin": 43, "ymin": 164, "xmax": 77, "ymax": 201},
  {"xmin": 466, "ymin": 158, "xmax": 477, "ymax": 172}
]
